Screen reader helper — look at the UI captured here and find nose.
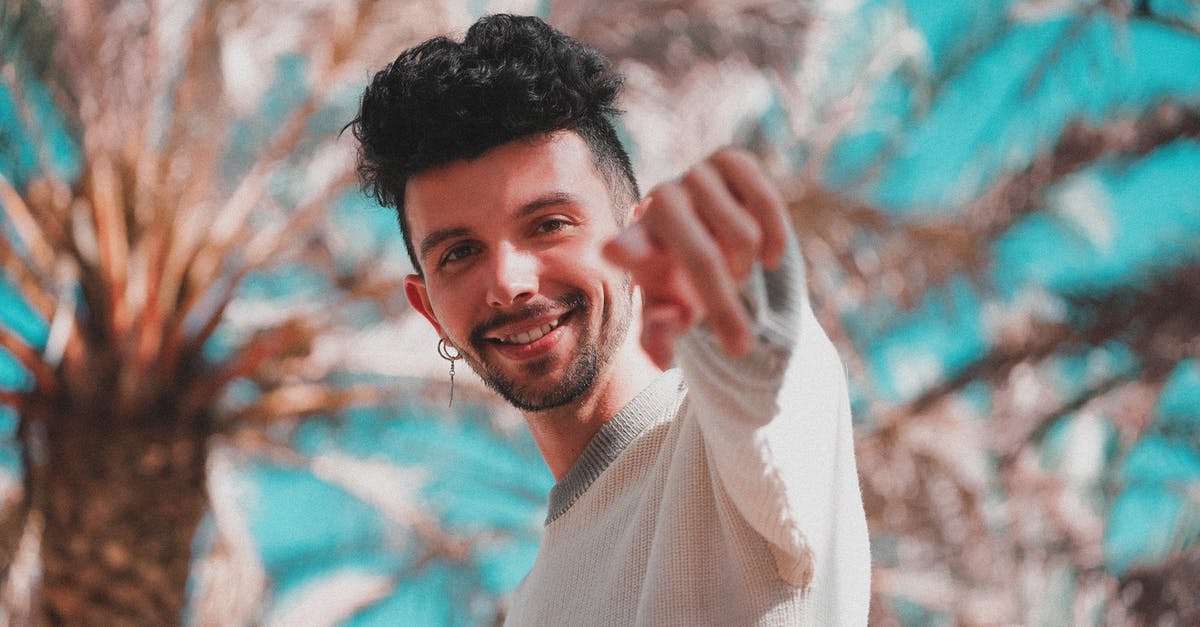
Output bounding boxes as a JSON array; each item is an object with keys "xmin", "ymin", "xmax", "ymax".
[{"xmin": 486, "ymin": 243, "xmax": 538, "ymax": 308}]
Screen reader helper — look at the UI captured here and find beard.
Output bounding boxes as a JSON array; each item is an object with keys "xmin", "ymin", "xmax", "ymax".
[{"xmin": 463, "ymin": 280, "xmax": 632, "ymax": 412}]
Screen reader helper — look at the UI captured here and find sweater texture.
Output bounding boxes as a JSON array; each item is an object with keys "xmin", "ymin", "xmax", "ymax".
[{"xmin": 503, "ymin": 236, "xmax": 871, "ymax": 626}]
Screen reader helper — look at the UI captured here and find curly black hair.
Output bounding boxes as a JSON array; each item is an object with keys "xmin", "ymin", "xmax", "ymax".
[{"xmin": 347, "ymin": 14, "xmax": 639, "ymax": 275}]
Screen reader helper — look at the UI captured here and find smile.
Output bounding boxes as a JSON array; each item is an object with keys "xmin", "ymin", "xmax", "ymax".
[
  {"xmin": 496, "ymin": 318, "xmax": 561, "ymax": 345},
  {"xmin": 482, "ymin": 310, "xmax": 574, "ymax": 349}
]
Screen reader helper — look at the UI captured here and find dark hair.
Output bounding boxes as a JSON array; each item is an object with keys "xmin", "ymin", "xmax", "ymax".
[{"xmin": 347, "ymin": 14, "xmax": 640, "ymax": 274}]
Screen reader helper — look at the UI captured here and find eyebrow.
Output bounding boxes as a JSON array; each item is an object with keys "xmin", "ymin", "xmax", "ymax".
[
  {"xmin": 417, "ymin": 192, "xmax": 580, "ymax": 262},
  {"xmin": 515, "ymin": 191, "xmax": 577, "ymax": 219},
  {"xmin": 418, "ymin": 226, "xmax": 472, "ymax": 263}
]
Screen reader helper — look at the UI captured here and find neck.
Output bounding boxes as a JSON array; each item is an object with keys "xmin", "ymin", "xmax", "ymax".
[{"xmin": 523, "ymin": 331, "xmax": 661, "ymax": 480}]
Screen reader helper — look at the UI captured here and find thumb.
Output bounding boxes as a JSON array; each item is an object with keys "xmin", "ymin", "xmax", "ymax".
[{"xmin": 641, "ymin": 304, "xmax": 688, "ymax": 369}]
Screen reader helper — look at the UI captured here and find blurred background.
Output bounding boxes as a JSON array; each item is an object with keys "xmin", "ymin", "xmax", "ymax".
[{"xmin": 1, "ymin": 0, "xmax": 1198, "ymax": 624}]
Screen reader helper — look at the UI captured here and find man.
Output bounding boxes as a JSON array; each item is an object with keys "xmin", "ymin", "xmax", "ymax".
[{"xmin": 349, "ymin": 14, "xmax": 870, "ymax": 625}]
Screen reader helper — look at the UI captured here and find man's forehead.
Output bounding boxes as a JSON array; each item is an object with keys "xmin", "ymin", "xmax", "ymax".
[{"xmin": 404, "ymin": 132, "xmax": 607, "ymax": 231}]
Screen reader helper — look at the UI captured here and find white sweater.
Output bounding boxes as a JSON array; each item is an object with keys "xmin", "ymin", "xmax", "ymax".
[{"xmin": 503, "ymin": 238, "xmax": 871, "ymax": 626}]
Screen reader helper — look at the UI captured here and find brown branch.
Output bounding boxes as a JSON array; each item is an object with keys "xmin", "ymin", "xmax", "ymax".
[
  {"xmin": 156, "ymin": 0, "xmax": 223, "ymax": 188},
  {"xmin": 791, "ymin": 187, "xmax": 991, "ymax": 310},
  {"xmin": 0, "ymin": 326, "xmax": 55, "ymax": 395},
  {"xmin": 1135, "ymin": 5, "xmax": 1200, "ymax": 38},
  {"xmin": 84, "ymin": 156, "xmax": 131, "ymax": 337},
  {"xmin": 0, "ymin": 60, "xmax": 65, "ymax": 190},
  {"xmin": 997, "ymin": 374, "xmax": 1141, "ymax": 464},
  {"xmin": 137, "ymin": 1, "xmax": 228, "ymax": 346},
  {"xmin": 202, "ymin": 95, "xmax": 320, "ymax": 250},
  {"xmin": 797, "ymin": 104, "xmax": 1200, "ymax": 322},
  {"xmin": 1024, "ymin": 9, "xmax": 1095, "ymax": 98},
  {"xmin": 0, "ymin": 473, "xmax": 30, "ymax": 591},
  {"xmin": 162, "ymin": 95, "xmax": 321, "ymax": 354},
  {"xmin": 161, "ymin": 166, "xmax": 354, "ymax": 373},
  {"xmin": 221, "ymin": 321, "xmax": 315, "ymax": 383},
  {"xmin": 907, "ymin": 263, "xmax": 1200, "ymax": 415},
  {"xmin": 0, "ymin": 174, "xmax": 56, "ymax": 279},
  {"xmin": 1118, "ymin": 546, "xmax": 1200, "ymax": 624},
  {"xmin": 193, "ymin": 185, "xmax": 350, "ymax": 343},
  {"xmin": 966, "ymin": 103, "xmax": 1200, "ymax": 237},
  {"xmin": 0, "ymin": 390, "xmax": 25, "ymax": 410},
  {"xmin": 242, "ymin": 170, "xmax": 357, "ymax": 273},
  {"xmin": 557, "ymin": 1, "xmax": 809, "ymax": 79},
  {"xmin": 150, "ymin": 0, "xmax": 228, "ymax": 244},
  {"xmin": 177, "ymin": 318, "xmax": 323, "ymax": 418},
  {"xmin": 0, "ymin": 236, "xmax": 55, "ymax": 320},
  {"xmin": 18, "ymin": 178, "xmax": 75, "ymax": 265}
]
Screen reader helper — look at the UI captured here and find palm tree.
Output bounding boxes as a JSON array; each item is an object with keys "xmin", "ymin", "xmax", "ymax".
[{"xmin": 0, "ymin": 1, "xmax": 472, "ymax": 622}]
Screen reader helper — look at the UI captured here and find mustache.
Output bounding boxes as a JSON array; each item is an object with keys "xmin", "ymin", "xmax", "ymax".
[{"xmin": 469, "ymin": 291, "xmax": 588, "ymax": 346}]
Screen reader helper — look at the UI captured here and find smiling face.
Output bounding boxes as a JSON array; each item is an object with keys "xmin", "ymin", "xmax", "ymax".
[{"xmin": 403, "ymin": 132, "xmax": 635, "ymax": 412}]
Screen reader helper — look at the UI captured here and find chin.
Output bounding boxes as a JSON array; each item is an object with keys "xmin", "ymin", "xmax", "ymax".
[{"xmin": 484, "ymin": 349, "xmax": 601, "ymax": 412}]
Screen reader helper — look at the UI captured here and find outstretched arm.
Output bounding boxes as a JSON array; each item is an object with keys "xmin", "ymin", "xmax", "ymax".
[{"xmin": 603, "ymin": 149, "xmax": 869, "ymax": 604}]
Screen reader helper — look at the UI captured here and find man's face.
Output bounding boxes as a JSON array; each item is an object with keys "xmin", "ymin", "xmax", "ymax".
[{"xmin": 403, "ymin": 132, "xmax": 634, "ymax": 412}]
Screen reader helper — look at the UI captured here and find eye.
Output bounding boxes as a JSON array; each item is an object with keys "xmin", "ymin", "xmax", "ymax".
[
  {"xmin": 439, "ymin": 243, "xmax": 477, "ymax": 267},
  {"xmin": 535, "ymin": 217, "xmax": 569, "ymax": 234}
]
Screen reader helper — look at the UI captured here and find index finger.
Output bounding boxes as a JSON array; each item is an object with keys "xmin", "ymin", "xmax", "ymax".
[{"xmin": 709, "ymin": 148, "xmax": 790, "ymax": 269}]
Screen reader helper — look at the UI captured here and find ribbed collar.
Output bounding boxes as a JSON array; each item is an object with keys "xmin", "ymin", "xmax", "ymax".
[{"xmin": 544, "ymin": 369, "xmax": 683, "ymax": 525}]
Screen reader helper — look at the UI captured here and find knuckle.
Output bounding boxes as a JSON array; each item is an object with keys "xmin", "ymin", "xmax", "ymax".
[
  {"xmin": 645, "ymin": 183, "xmax": 690, "ymax": 220},
  {"xmin": 651, "ymin": 180, "xmax": 686, "ymax": 201},
  {"xmin": 712, "ymin": 146, "xmax": 754, "ymax": 168},
  {"xmin": 641, "ymin": 187, "xmax": 681, "ymax": 224},
  {"xmin": 680, "ymin": 167, "xmax": 706, "ymax": 190},
  {"xmin": 683, "ymin": 161, "xmax": 719, "ymax": 189},
  {"xmin": 682, "ymin": 239, "xmax": 722, "ymax": 272},
  {"xmin": 728, "ymin": 215, "xmax": 762, "ymax": 250}
]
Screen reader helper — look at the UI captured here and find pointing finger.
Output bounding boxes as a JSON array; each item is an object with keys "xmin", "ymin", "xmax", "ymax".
[
  {"xmin": 710, "ymin": 148, "xmax": 789, "ymax": 270},
  {"xmin": 641, "ymin": 183, "xmax": 752, "ymax": 356},
  {"xmin": 679, "ymin": 161, "xmax": 763, "ymax": 282}
]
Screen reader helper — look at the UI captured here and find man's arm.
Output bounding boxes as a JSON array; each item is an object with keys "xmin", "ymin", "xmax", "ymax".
[{"xmin": 603, "ymin": 150, "xmax": 869, "ymax": 602}]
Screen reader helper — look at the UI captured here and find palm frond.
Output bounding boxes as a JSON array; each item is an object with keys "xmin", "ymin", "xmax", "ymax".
[
  {"xmin": 0, "ymin": 174, "xmax": 56, "ymax": 281},
  {"xmin": 0, "ymin": 326, "xmax": 54, "ymax": 395}
]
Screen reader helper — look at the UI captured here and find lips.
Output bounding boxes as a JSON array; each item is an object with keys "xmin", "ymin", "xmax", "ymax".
[
  {"xmin": 473, "ymin": 310, "xmax": 573, "ymax": 363},
  {"xmin": 469, "ymin": 292, "xmax": 589, "ymax": 361},
  {"xmin": 494, "ymin": 318, "xmax": 561, "ymax": 345}
]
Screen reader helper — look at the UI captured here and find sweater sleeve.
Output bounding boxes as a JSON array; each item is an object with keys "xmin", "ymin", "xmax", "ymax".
[{"xmin": 673, "ymin": 230, "xmax": 862, "ymax": 589}]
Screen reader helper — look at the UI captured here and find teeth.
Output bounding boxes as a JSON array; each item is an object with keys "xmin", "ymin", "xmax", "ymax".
[{"xmin": 500, "ymin": 319, "xmax": 559, "ymax": 345}]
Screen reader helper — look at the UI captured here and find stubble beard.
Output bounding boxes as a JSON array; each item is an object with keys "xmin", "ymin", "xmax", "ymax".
[{"xmin": 464, "ymin": 279, "xmax": 633, "ymax": 412}]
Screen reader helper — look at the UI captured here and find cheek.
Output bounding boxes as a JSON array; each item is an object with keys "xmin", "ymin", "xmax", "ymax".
[
  {"xmin": 427, "ymin": 282, "xmax": 476, "ymax": 334},
  {"xmin": 551, "ymin": 236, "xmax": 607, "ymax": 277},
  {"xmin": 552, "ymin": 256, "xmax": 606, "ymax": 298}
]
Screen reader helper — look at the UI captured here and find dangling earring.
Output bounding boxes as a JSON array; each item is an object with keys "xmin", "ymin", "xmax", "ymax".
[{"xmin": 437, "ymin": 337, "xmax": 462, "ymax": 408}]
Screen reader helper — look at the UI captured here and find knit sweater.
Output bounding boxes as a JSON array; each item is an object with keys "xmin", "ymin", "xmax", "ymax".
[{"xmin": 503, "ymin": 237, "xmax": 871, "ymax": 626}]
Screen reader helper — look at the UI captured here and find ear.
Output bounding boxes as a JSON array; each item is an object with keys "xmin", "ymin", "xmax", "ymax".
[{"xmin": 405, "ymin": 274, "xmax": 446, "ymax": 338}]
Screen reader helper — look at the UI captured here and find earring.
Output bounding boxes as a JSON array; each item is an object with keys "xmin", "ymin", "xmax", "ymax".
[{"xmin": 437, "ymin": 337, "xmax": 462, "ymax": 408}]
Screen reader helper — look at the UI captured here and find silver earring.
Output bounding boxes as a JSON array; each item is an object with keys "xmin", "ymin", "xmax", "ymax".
[{"xmin": 437, "ymin": 338, "xmax": 462, "ymax": 407}]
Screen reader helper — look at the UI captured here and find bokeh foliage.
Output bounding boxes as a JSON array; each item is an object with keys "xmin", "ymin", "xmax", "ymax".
[{"xmin": 1, "ymin": 0, "xmax": 1198, "ymax": 625}]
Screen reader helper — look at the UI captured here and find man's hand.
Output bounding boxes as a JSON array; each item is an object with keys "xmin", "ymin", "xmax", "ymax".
[{"xmin": 602, "ymin": 148, "xmax": 790, "ymax": 369}]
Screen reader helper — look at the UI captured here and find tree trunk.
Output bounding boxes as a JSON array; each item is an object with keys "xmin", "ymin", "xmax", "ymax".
[{"xmin": 23, "ymin": 401, "xmax": 210, "ymax": 626}]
